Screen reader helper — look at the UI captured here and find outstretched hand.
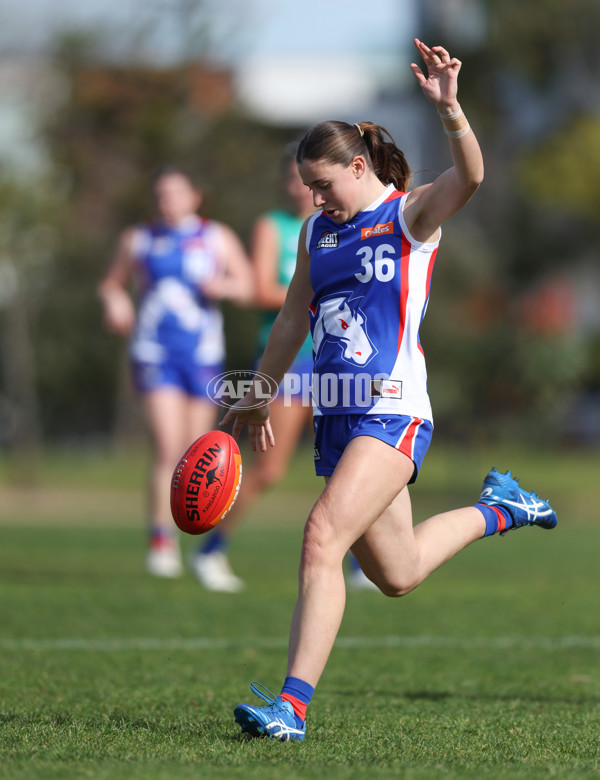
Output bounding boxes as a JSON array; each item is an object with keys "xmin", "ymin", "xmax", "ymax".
[
  {"xmin": 220, "ymin": 400, "xmax": 275, "ymax": 453},
  {"xmin": 410, "ymin": 38, "xmax": 461, "ymax": 109}
]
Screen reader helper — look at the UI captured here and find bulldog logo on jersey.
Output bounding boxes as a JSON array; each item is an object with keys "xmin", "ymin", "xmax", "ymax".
[{"xmin": 310, "ymin": 293, "xmax": 377, "ymax": 366}]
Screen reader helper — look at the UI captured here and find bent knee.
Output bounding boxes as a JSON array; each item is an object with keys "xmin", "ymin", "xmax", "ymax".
[{"xmin": 376, "ymin": 573, "xmax": 422, "ymax": 598}]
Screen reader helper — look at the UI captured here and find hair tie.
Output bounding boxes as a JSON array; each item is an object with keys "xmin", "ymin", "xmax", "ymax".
[{"xmin": 354, "ymin": 123, "xmax": 364, "ymax": 138}]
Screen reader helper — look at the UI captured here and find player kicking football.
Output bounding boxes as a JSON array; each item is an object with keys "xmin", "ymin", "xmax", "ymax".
[{"xmin": 223, "ymin": 38, "xmax": 557, "ymax": 742}]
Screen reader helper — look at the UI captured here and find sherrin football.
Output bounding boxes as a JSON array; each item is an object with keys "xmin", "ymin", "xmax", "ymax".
[{"xmin": 170, "ymin": 430, "xmax": 242, "ymax": 535}]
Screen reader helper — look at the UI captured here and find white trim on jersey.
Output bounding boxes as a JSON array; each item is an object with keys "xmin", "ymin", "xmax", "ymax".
[
  {"xmin": 367, "ymin": 193, "xmax": 439, "ymax": 422},
  {"xmin": 363, "ymin": 182, "xmax": 396, "ymax": 212},
  {"xmin": 305, "ymin": 210, "xmax": 319, "ymax": 254},
  {"xmin": 396, "ymin": 193, "xmax": 442, "ymax": 250}
]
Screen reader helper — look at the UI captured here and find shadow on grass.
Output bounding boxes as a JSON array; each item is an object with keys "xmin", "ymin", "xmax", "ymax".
[
  {"xmin": 404, "ymin": 689, "xmax": 600, "ymax": 706},
  {"xmin": 334, "ymin": 688, "xmax": 600, "ymax": 706}
]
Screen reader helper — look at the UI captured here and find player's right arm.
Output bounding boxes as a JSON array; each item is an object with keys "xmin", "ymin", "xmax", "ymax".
[
  {"xmin": 221, "ymin": 220, "xmax": 313, "ymax": 451},
  {"xmin": 98, "ymin": 227, "xmax": 138, "ymax": 336}
]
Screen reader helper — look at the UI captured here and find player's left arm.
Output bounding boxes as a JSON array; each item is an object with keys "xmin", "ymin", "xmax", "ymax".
[{"xmin": 404, "ymin": 38, "xmax": 484, "ymax": 243}]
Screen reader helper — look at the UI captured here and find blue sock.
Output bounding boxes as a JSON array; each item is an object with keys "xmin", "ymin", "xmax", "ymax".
[
  {"xmin": 475, "ymin": 503, "xmax": 514, "ymax": 537},
  {"xmin": 150, "ymin": 527, "xmax": 175, "ymax": 544},
  {"xmin": 280, "ymin": 675, "xmax": 314, "ymax": 727},
  {"xmin": 348, "ymin": 553, "xmax": 361, "ymax": 572},
  {"xmin": 200, "ymin": 529, "xmax": 227, "ymax": 555}
]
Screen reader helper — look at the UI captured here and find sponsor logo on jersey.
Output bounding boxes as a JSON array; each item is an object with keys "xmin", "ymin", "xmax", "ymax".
[
  {"xmin": 316, "ymin": 231, "xmax": 339, "ymax": 249},
  {"xmin": 360, "ymin": 222, "xmax": 394, "ymax": 240},
  {"xmin": 370, "ymin": 379, "xmax": 403, "ymax": 398}
]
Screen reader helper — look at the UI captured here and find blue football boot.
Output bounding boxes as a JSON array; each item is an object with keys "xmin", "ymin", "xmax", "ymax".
[
  {"xmin": 234, "ymin": 682, "xmax": 306, "ymax": 742},
  {"xmin": 479, "ymin": 468, "xmax": 557, "ymax": 530}
]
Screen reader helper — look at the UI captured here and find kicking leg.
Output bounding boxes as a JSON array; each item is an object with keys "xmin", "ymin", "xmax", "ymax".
[{"xmin": 352, "ymin": 493, "xmax": 485, "ymax": 596}]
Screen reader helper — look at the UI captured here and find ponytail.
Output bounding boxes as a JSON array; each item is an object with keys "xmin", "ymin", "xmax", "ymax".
[
  {"xmin": 297, "ymin": 120, "xmax": 411, "ymax": 192},
  {"xmin": 358, "ymin": 122, "xmax": 411, "ymax": 192}
]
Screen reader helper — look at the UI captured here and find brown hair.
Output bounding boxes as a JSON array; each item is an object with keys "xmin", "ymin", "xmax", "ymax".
[
  {"xmin": 152, "ymin": 165, "xmax": 199, "ymax": 188},
  {"xmin": 296, "ymin": 120, "xmax": 411, "ymax": 192}
]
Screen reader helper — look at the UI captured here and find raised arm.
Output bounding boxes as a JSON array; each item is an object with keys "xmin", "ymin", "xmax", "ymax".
[{"xmin": 404, "ymin": 38, "xmax": 484, "ymax": 243}]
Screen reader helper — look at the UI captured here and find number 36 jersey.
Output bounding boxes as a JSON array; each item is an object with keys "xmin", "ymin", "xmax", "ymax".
[{"xmin": 306, "ymin": 184, "xmax": 439, "ymax": 422}]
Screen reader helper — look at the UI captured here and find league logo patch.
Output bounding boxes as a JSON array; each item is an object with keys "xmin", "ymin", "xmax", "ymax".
[{"xmin": 316, "ymin": 231, "xmax": 339, "ymax": 249}]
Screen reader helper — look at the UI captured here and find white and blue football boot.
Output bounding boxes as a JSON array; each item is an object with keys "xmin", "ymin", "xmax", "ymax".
[
  {"xmin": 234, "ymin": 682, "xmax": 306, "ymax": 742},
  {"xmin": 479, "ymin": 468, "xmax": 557, "ymax": 530}
]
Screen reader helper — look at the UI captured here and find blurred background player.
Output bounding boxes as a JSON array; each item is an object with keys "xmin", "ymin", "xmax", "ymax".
[
  {"xmin": 99, "ymin": 166, "xmax": 252, "ymax": 578},
  {"xmin": 190, "ymin": 146, "xmax": 315, "ymax": 592}
]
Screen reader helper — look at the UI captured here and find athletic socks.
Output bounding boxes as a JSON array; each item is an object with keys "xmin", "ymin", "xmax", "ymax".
[
  {"xmin": 475, "ymin": 502, "xmax": 514, "ymax": 537},
  {"xmin": 199, "ymin": 528, "xmax": 227, "ymax": 556},
  {"xmin": 280, "ymin": 676, "xmax": 314, "ymax": 728},
  {"xmin": 150, "ymin": 527, "xmax": 177, "ymax": 547}
]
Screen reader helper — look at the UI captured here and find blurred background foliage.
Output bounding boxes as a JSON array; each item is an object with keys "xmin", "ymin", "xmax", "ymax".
[{"xmin": 0, "ymin": 0, "xmax": 599, "ymax": 478}]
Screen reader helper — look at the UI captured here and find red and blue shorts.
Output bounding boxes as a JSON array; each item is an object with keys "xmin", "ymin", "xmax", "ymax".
[{"xmin": 313, "ymin": 413, "xmax": 433, "ymax": 483}]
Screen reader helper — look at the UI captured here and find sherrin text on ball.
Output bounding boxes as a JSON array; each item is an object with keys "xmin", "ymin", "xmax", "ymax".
[{"xmin": 170, "ymin": 430, "xmax": 242, "ymax": 535}]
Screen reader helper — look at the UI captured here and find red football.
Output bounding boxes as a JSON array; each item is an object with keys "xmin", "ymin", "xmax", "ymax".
[{"xmin": 170, "ymin": 430, "xmax": 242, "ymax": 535}]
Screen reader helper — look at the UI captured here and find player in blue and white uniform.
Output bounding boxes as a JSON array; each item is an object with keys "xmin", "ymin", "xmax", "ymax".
[
  {"xmin": 99, "ymin": 167, "xmax": 252, "ymax": 579},
  {"xmin": 223, "ymin": 40, "xmax": 557, "ymax": 742},
  {"xmin": 307, "ymin": 181, "xmax": 437, "ymax": 478}
]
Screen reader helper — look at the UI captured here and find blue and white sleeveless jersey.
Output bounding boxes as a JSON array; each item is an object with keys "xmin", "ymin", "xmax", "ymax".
[
  {"xmin": 307, "ymin": 184, "xmax": 439, "ymax": 421},
  {"xmin": 129, "ymin": 215, "xmax": 225, "ymax": 366}
]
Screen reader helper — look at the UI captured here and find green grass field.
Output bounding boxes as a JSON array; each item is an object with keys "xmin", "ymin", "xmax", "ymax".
[{"xmin": 1, "ymin": 443, "xmax": 599, "ymax": 779}]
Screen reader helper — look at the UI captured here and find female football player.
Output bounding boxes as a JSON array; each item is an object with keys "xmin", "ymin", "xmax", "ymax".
[
  {"xmin": 99, "ymin": 168, "xmax": 252, "ymax": 579},
  {"xmin": 222, "ymin": 39, "xmax": 557, "ymax": 741}
]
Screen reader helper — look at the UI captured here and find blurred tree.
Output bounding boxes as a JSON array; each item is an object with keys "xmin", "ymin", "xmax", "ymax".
[
  {"xmin": 38, "ymin": 33, "xmax": 297, "ymax": 443},
  {"xmin": 422, "ymin": 0, "xmax": 600, "ymax": 271},
  {"xmin": 6, "ymin": 0, "xmax": 598, "ymax": 449},
  {"xmin": 518, "ymin": 116, "xmax": 600, "ymax": 222},
  {"xmin": 418, "ymin": 0, "xmax": 600, "ymax": 443},
  {"xmin": 0, "ymin": 176, "xmax": 63, "ymax": 479}
]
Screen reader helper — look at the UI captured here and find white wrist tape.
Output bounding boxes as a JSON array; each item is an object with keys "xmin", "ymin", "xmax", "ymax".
[
  {"xmin": 438, "ymin": 108, "xmax": 463, "ymax": 121},
  {"xmin": 445, "ymin": 124, "xmax": 471, "ymax": 139}
]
